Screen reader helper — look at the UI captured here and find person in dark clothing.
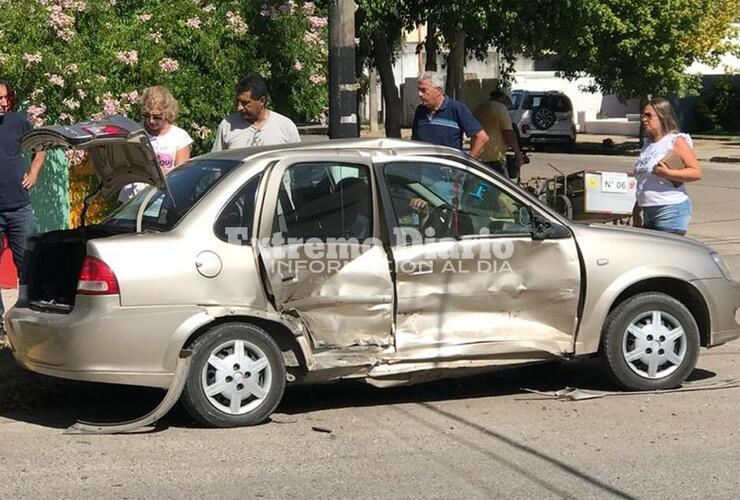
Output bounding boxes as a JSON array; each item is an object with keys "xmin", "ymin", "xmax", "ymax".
[{"xmin": 0, "ymin": 79, "xmax": 45, "ymax": 336}]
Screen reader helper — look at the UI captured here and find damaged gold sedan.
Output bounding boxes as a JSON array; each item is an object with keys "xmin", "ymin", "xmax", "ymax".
[{"xmin": 6, "ymin": 116, "xmax": 740, "ymax": 428}]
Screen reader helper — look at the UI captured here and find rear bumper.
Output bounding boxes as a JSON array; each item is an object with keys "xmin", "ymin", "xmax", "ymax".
[
  {"xmin": 691, "ymin": 278, "xmax": 740, "ymax": 347},
  {"xmin": 521, "ymin": 133, "xmax": 575, "ymax": 144},
  {"xmin": 5, "ymin": 296, "xmax": 201, "ymax": 388}
]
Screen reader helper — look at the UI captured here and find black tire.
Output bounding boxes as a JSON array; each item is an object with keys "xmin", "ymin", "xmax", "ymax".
[
  {"xmin": 181, "ymin": 322, "xmax": 286, "ymax": 427},
  {"xmin": 600, "ymin": 292, "xmax": 699, "ymax": 391},
  {"xmin": 532, "ymin": 107, "xmax": 556, "ymax": 130}
]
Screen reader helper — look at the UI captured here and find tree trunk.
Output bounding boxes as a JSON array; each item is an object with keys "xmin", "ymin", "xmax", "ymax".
[
  {"xmin": 445, "ymin": 30, "xmax": 465, "ymax": 100},
  {"xmin": 424, "ymin": 24, "xmax": 438, "ymax": 72},
  {"xmin": 639, "ymin": 94, "xmax": 649, "ymax": 145},
  {"xmin": 372, "ymin": 31, "xmax": 402, "ymax": 138}
]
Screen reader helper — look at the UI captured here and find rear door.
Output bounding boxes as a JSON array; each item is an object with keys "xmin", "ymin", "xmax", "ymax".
[
  {"xmin": 21, "ymin": 115, "xmax": 167, "ymax": 198},
  {"xmin": 256, "ymin": 153, "xmax": 395, "ymax": 350}
]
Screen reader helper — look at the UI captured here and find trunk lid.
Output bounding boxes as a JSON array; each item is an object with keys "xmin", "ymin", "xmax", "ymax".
[{"xmin": 21, "ymin": 115, "xmax": 168, "ymax": 198}]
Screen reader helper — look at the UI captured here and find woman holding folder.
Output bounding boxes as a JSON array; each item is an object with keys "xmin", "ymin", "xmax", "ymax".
[{"xmin": 631, "ymin": 97, "xmax": 703, "ymax": 235}]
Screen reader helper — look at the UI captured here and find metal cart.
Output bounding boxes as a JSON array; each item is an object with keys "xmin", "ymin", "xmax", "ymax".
[{"xmin": 521, "ymin": 163, "xmax": 636, "ymax": 225}]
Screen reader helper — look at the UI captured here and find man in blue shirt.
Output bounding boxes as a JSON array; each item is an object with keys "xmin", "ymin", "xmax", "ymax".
[
  {"xmin": 411, "ymin": 72, "xmax": 488, "ymax": 158},
  {"xmin": 0, "ymin": 79, "xmax": 45, "ymax": 338}
]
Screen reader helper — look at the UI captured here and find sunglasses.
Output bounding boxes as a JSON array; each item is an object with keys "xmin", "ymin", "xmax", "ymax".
[{"xmin": 142, "ymin": 112, "xmax": 165, "ymax": 121}]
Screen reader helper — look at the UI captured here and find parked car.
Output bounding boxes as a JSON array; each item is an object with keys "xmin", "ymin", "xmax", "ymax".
[
  {"xmin": 6, "ymin": 116, "xmax": 740, "ymax": 428},
  {"xmin": 508, "ymin": 90, "xmax": 577, "ymax": 149}
]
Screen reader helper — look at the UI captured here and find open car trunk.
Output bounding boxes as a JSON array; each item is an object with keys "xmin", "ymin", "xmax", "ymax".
[{"xmin": 20, "ymin": 226, "xmax": 128, "ymax": 313}]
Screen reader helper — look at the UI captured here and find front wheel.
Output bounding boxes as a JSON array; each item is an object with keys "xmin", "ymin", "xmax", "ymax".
[
  {"xmin": 600, "ymin": 292, "xmax": 699, "ymax": 391},
  {"xmin": 181, "ymin": 322, "xmax": 286, "ymax": 427}
]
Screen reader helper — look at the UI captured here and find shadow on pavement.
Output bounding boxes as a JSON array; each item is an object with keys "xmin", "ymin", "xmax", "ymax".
[{"xmin": 0, "ymin": 348, "xmax": 718, "ymax": 430}]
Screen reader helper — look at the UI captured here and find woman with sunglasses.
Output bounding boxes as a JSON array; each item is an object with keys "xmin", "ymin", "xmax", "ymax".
[
  {"xmin": 118, "ymin": 86, "xmax": 193, "ymax": 202},
  {"xmin": 631, "ymin": 98, "xmax": 702, "ymax": 235}
]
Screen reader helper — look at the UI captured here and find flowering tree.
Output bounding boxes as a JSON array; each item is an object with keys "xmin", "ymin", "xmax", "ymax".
[{"xmin": 0, "ymin": 0, "xmax": 328, "ymax": 227}]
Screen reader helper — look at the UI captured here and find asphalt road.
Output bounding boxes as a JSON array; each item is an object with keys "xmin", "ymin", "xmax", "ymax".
[{"xmin": 1, "ymin": 151, "xmax": 739, "ymax": 500}]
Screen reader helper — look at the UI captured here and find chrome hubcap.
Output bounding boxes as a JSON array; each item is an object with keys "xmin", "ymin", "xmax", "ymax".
[
  {"xmin": 622, "ymin": 310, "xmax": 687, "ymax": 379},
  {"xmin": 201, "ymin": 339, "xmax": 272, "ymax": 415}
]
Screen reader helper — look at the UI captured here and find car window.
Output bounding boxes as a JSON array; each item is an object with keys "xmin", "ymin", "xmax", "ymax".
[
  {"xmin": 508, "ymin": 93, "xmax": 523, "ymax": 110},
  {"xmin": 214, "ymin": 173, "xmax": 262, "ymax": 245},
  {"xmin": 272, "ymin": 163, "xmax": 372, "ymax": 241},
  {"xmin": 544, "ymin": 95, "xmax": 572, "ymax": 113},
  {"xmin": 383, "ymin": 162, "xmax": 531, "ymax": 241},
  {"xmin": 105, "ymin": 159, "xmax": 241, "ymax": 232}
]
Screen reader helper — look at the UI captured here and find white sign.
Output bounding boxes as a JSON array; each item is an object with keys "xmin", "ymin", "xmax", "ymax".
[{"xmin": 601, "ymin": 172, "xmax": 629, "ymax": 193}]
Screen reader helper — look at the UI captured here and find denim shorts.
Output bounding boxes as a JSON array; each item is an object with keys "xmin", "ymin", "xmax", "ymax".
[{"xmin": 642, "ymin": 198, "xmax": 692, "ymax": 234}]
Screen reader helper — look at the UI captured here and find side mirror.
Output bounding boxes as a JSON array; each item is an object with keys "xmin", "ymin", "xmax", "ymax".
[{"xmin": 531, "ymin": 215, "xmax": 552, "ymax": 241}]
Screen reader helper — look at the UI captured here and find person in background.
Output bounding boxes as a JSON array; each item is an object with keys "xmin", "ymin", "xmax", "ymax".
[
  {"xmin": 411, "ymin": 71, "xmax": 488, "ymax": 158},
  {"xmin": 211, "ymin": 74, "xmax": 300, "ymax": 151},
  {"xmin": 632, "ymin": 97, "xmax": 702, "ymax": 235},
  {"xmin": 474, "ymin": 89, "xmax": 525, "ymax": 177},
  {"xmin": 118, "ymin": 85, "xmax": 193, "ymax": 202},
  {"xmin": 0, "ymin": 79, "xmax": 46, "ymax": 337}
]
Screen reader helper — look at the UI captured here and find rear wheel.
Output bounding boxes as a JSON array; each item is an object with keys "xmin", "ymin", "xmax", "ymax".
[
  {"xmin": 600, "ymin": 292, "xmax": 699, "ymax": 391},
  {"xmin": 181, "ymin": 322, "xmax": 286, "ymax": 427}
]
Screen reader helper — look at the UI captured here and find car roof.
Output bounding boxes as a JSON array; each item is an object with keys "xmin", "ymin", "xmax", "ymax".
[{"xmin": 197, "ymin": 138, "xmax": 470, "ymax": 164}]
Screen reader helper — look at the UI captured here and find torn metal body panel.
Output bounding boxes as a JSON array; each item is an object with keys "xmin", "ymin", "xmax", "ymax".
[
  {"xmin": 391, "ymin": 237, "xmax": 580, "ymax": 356},
  {"xmin": 259, "ymin": 244, "xmax": 394, "ymax": 349}
]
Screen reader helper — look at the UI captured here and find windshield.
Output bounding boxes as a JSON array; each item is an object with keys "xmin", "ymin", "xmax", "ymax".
[
  {"xmin": 508, "ymin": 93, "xmax": 524, "ymax": 110},
  {"xmin": 104, "ymin": 159, "xmax": 241, "ymax": 231}
]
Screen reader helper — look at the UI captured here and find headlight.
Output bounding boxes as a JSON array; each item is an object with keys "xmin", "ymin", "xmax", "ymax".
[{"xmin": 710, "ymin": 252, "xmax": 736, "ymax": 280}]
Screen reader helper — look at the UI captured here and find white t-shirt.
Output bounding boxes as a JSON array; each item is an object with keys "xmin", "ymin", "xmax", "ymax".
[
  {"xmin": 118, "ymin": 125, "xmax": 193, "ymax": 202},
  {"xmin": 211, "ymin": 110, "xmax": 301, "ymax": 151},
  {"xmin": 633, "ymin": 132, "xmax": 691, "ymax": 207}
]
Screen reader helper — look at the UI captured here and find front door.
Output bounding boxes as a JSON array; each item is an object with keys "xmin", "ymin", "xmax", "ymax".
[
  {"xmin": 377, "ymin": 158, "xmax": 581, "ymax": 360},
  {"xmin": 257, "ymin": 155, "xmax": 394, "ymax": 351}
]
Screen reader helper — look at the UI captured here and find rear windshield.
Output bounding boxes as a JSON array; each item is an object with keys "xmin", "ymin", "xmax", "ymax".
[{"xmin": 104, "ymin": 159, "xmax": 241, "ymax": 232}]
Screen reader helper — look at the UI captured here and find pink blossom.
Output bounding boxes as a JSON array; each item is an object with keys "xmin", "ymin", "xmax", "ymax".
[
  {"xmin": 303, "ymin": 2, "xmax": 316, "ymax": 15},
  {"xmin": 47, "ymin": 5, "xmax": 76, "ymax": 41},
  {"xmin": 309, "ymin": 74, "xmax": 326, "ymax": 84},
  {"xmin": 27, "ymin": 104, "xmax": 47, "ymax": 127},
  {"xmin": 58, "ymin": 112, "xmax": 72, "ymax": 123},
  {"xmin": 102, "ymin": 97, "xmax": 120, "ymax": 116},
  {"xmin": 186, "ymin": 17, "xmax": 202, "ymax": 29},
  {"xmin": 190, "ymin": 122, "xmax": 211, "ymax": 140},
  {"xmin": 308, "ymin": 16, "xmax": 327, "ymax": 30},
  {"xmin": 30, "ymin": 89, "xmax": 44, "ymax": 102},
  {"xmin": 77, "ymin": 88, "xmax": 88, "ymax": 99},
  {"xmin": 148, "ymin": 31, "xmax": 163, "ymax": 44},
  {"xmin": 115, "ymin": 50, "xmax": 139, "ymax": 66},
  {"xmin": 292, "ymin": 60, "xmax": 304, "ymax": 71},
  {"xmin": 122, "ymin": 90, "xmax": 140, "ymax": 104},
  {"xmin": 48, "ymin": 74, "xmax": 65, "ymax": 86},
  {"xmin": 23, "ymin": 52, "xmax": 43, "ymax": 67},
  {"xmin": 66, "ymin": 63, "xmax": 79, "ymax": 73},
  {"xmin": 226, "ymin": 11, "xmax": 248, "ymax": 36},
  {"xmin": 65, "ymin": 149, "xmax": 87, "ymax": 166},
  {"xmin": 202, "ymin": 4, "xmax": 215, "ymax": 12},
  {"xmin": 137, "ymin": 13, "xmax": 152, "ymax": 22},
  {"xmin": 63, "ymin": 97, "xmax": 80, "ymax": 109},
  {"xmin": 159, "ymin": 58, "xmax": 180, "ymax": 73},
  {"xmin": 303, "ymin": 31, "xmax": 321, "ymax": 44},
  {"xmin": 0, "ymin": 54, "xmax": 7, "ymax": 65}
]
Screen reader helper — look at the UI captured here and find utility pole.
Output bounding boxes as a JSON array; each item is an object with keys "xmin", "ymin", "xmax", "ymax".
[{"xmin": 328, "ymin": 0, "xmax": 358, "ymax": 138}]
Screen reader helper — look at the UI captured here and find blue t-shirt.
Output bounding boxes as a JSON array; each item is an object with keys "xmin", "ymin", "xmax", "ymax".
[
  {"xmin": 411, "ymin": 97, "xmax": 482, "ymax": 150},
  {"xmin": 0, "ymin": 112, "xmax": 32, "ymax": 210}
]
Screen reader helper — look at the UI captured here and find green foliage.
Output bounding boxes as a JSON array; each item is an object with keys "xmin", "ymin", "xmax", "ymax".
[
  {"xmin": 0, "ymin": 0, "xmax": 328, "ymax": 154},
  {"xmin": 553, "ymin": 0, "xmax": 740, "ymax": 100},
  {"xmin": 694, "ymin": 75, "xmax": 740, "ymax": 133}
]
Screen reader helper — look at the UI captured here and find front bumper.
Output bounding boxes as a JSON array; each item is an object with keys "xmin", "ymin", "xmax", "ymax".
[
  {"xmin": 692, "ymin": 278, "xmax": 740, "ymax": 347},
  {"xmin": 5, "ymin": 295, "xmax": 200, "ymax": 388}
]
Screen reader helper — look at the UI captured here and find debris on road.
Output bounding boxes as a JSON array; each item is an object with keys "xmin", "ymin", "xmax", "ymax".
[{"xmin": 519, "ymin": 378, "xmax": 739, "ymax": 401}]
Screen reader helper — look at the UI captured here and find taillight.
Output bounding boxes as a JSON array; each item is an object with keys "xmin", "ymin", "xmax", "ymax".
[{"xmin": 77, "ymin": 256, "xmax": 120, "ymax": 295}]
